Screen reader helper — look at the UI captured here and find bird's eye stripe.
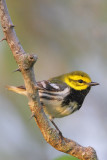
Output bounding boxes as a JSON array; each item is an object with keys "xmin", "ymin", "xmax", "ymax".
[
  {"xmin": 68, "ymin": 78, "xmax": 71, "ymax": 82},
  {"xmin": 69, "ymin": 78, "xmax": 84, "ymax": 83},
  {"xmin": 68, "ymin": 78, "xmax": 88, "ymax": 84}
]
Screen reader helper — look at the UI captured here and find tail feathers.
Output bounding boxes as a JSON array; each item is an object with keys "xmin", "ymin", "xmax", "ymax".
[{"xmin": 6, "ymin": 85, "xmax": 27, "ymax": 96}]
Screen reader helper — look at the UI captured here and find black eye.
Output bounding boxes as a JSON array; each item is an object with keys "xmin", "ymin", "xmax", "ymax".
[{"xmin": 78, "ymin": 79, "xmax": 83, "ymax": 83}]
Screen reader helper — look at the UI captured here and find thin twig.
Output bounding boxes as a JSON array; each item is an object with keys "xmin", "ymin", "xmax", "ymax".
[
  {"xmin": 0, "ymin": 0, "xmax": 98, "ymax": 159},
  {"xmin": 0, "ymin": 37, "xmax": 6, "ymax": 42}
]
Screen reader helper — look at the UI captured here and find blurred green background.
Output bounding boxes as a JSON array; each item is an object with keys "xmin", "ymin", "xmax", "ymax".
[{"xmin": 0, "ymin": 0, "xmax": 107, "ymax": 160}]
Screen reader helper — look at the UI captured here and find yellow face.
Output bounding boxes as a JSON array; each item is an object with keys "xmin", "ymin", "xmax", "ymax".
[{"xmin": 64, "ymin": 71, "xmax": 92, "ymax": 90}]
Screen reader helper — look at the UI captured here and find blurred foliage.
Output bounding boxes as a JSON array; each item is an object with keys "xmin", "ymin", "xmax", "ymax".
[{"xmin": 54, "ymin": 155, "xmax": 79, "ymax": 160}]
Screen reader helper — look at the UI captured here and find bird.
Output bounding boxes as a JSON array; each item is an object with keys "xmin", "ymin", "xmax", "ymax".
[{"xmin": 7, "ymin": 71, "xmax": 99, "ymax": 135}]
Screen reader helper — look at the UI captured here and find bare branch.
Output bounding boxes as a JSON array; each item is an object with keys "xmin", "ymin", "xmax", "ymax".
[{"xmin": 0, "ymin": 0, "xmax": 98, "ymax": 159}]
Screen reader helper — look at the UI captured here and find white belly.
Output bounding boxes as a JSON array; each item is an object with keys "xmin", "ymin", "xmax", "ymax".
[
  {"xmin": 40, "ymin": 96, "xmax": 78, "ymax": 118},
  {"xmin": 38, "ymin": 87, "xmax": 78, "ymax": 118}
]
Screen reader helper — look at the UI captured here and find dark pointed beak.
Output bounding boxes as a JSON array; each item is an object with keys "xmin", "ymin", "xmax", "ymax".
[{"xmin": 89, "ymin": 82, "xmax": 99, "ymax": 86}]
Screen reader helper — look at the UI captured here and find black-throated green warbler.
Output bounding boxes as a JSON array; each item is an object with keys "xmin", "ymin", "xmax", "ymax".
[{"xmin": 7, "ymin": 71, "xmax": 99, "ymax": 134}]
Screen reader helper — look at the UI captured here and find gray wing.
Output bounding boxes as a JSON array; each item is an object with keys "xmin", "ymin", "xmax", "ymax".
[{"xmin": 37, "ymin": 80, "xmax": 68, "ymax": 92}]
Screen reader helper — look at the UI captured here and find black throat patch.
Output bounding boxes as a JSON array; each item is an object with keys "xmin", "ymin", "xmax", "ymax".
[{"xmin": 61, "ymin": 87, "xmax": 91, "ymax": 109}]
